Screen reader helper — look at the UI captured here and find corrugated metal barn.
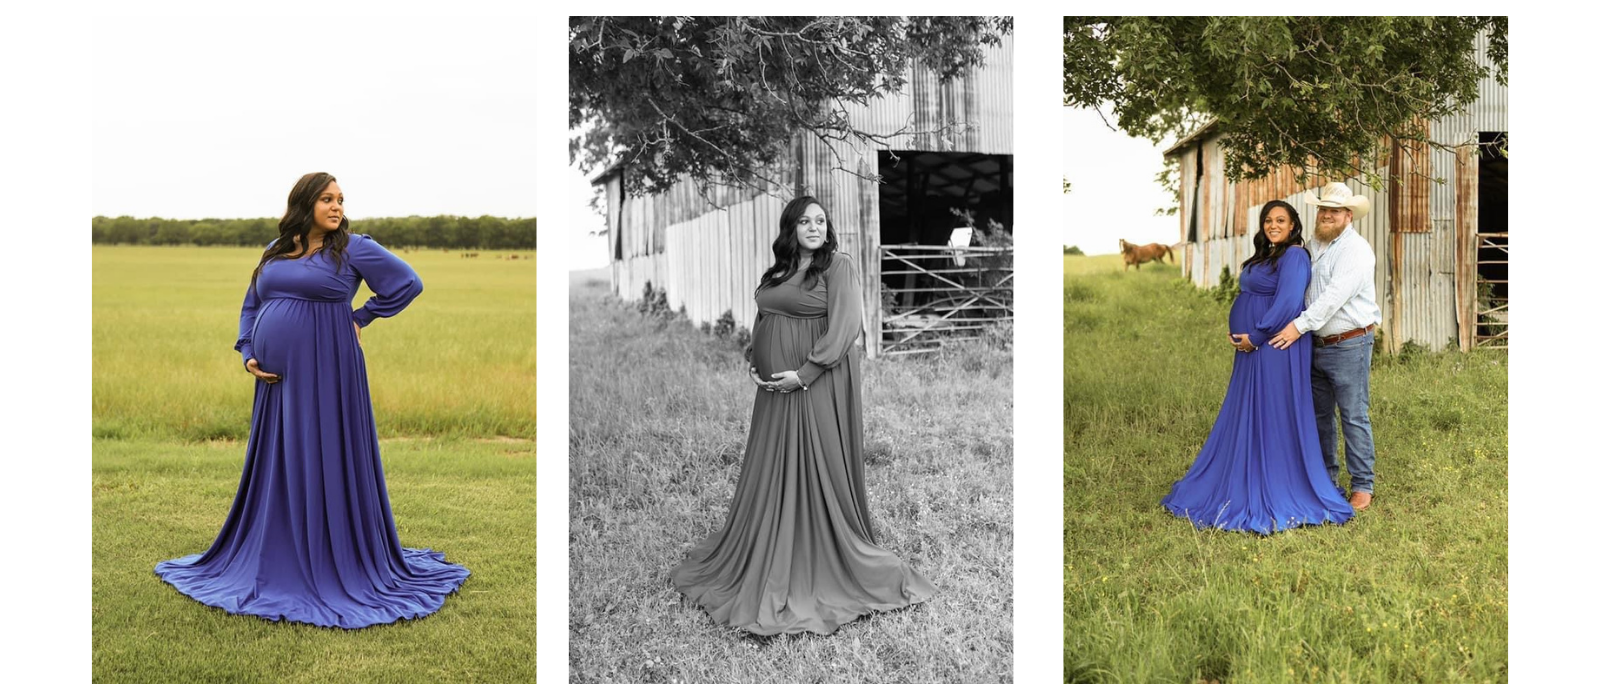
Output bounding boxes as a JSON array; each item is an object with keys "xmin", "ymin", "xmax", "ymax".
[
  {"xmin": 1165, "ymin": 33, "xmax": 1507, "ymax": 352},
  {"xmin": 596, "ymin": 36, "xmax": 1014, "ymax": 357}
]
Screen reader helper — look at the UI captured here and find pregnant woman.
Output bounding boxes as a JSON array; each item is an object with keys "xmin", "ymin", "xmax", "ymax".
[
  {"xmin": 156, "ymin": 172, "xmax": 469, "ymax": 628},
  {"xmin": 670, "ymin": 195, "xmax": 935, "ymax": 636},
  {"xmin": 1160, "ymin": 200, "xmax": 1354, "ymax": 534}
]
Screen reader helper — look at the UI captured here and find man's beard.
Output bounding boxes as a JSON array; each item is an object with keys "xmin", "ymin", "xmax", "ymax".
[{"xmin": 1314, "ymin": 221, "xmax": 1343, "ymax": 241}]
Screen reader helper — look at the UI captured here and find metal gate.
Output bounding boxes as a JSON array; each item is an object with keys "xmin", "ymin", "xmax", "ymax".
[
  {"xmin": 1473, "ymin": 231, "xmax": 1508, "ymax": 349},
  {"xmin": 877, "ymin": 244, "xmax": 1014, "ymax": 356}
]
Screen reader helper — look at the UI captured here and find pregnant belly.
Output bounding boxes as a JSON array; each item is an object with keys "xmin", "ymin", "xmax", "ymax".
[
  {"xmin": 1227, "ymin": 295, "xmax": 1271, "ymax": 336},
  {"xmin": 750, "ymin": 315, "xmax": 821, "ymax": 379},
  {"xmin": 250, "ymin": 299, "xmax": 349, "ymax": 374}
]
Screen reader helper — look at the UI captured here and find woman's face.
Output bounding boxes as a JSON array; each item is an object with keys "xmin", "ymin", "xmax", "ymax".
[
  {"xmin": 311, "ymin": 181, "xmax": 344, "ymax": 234},
  {"xmin": 795, "ymin": 203, "xmax": 827, "ymax": 252},
  {"xmin": 1262, "ymin": 205, "xmax": 1293, "ymax": 245}
]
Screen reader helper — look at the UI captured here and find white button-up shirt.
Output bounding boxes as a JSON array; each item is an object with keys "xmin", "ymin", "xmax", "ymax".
[{"xmin": 1294, "ymin": 224, "xmax": 1381, "ymax": 336}]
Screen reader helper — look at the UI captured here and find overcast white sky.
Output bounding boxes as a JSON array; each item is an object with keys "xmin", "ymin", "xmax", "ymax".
[
  {"xmin": 569, "ymin": 146, "xmax": 610, "ymax": 271},
  {"xmin": 1060, "ymin": 106, "xmax": 1177, "ymax": 255},
  {"xmin": 94, "ymin": 13, "xmax": 535, "ymax": 220}
]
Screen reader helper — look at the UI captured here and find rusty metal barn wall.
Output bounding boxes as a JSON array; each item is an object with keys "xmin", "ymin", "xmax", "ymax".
[
  {"xmin": 1405, "ymin": 27, "xmax": 1505, "ymax": 345},
  {"xmin": 1435, "ymin": 31, "xmax": 1508, "ymax": 148},
  {"xmin": 847, "ymin": 35, "xmax": 1013, "ymax": 156}
]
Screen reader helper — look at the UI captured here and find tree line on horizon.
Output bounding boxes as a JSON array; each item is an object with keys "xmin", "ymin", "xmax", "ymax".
[{"xmin": 92, "ymin": 215, "xmax": 537, "ymax": 249}]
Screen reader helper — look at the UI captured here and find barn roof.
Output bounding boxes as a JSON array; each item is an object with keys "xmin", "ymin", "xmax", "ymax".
[
  {"xmin": 1161, "ymin": 118, "xmax": 1219, "ymax": 158},
  {"xmin": 588, "ymin": 160, "xmax": 624, "ymax": 187}
]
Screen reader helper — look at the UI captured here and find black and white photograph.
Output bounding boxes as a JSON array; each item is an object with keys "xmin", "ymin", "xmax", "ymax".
[{"xmin": 566, "ymin": 15, "xmax": 1015, "ymax": 683}]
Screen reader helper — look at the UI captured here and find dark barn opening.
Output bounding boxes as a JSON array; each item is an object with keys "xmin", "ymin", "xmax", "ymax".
[
  {"xmin": 1475, "ymin": 132, "xmax": 1508, "ymax": 347},
  {"xmin": 877, "ymin": 150, "xmax": 1012, "ymax": 246}
]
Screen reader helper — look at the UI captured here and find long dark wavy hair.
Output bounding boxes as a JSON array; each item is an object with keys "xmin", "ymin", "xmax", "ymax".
[
  {"xmin": 1241, "ymin": 199, "xmax": 1303, "ymax": 270},
  {"xmin": 756, "ymin": 196, "xmax": 838, "ymax": 292},
  {"xmin": 251, "ymin": 172, "xmax": 351, "ymax": 289}
]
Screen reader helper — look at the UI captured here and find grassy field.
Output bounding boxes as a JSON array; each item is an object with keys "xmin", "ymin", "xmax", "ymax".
[
  {"xmin": 1062, "ymin": 254, "xmax": 1508, "ymax": 683},
  {"xmin": 1063, "ymin": 247, "xmax": 1185, "ymax": 277},
  {"xmin": 568, "ymin": 270, "xmax": 1013, "ymax": 683},
  {"xmin": 92, "ymin": 246, "xmax": 537, "ymax": 684},
  {"xmin": 94, "ymin": 246, "xmax": 535, "ymax": 440}
]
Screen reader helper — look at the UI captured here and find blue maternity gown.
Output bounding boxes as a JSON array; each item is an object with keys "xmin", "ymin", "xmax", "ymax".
[
  {"xmin": 1160, "ymin": 246, "xmax": 1354, "ymax": 534},
  {"xmin": 155, "ymin": 234, "xmax": 469, "ymax": 628}
]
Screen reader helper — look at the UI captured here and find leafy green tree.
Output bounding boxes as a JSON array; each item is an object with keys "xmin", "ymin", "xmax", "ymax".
[
  {"xmin": 189, "ymin": 221, "xmax": 227, "ymax": 246},
  {"xmin": 1153, "ymin": 158, "xmax": 1181, "ymax": 217},
  {"xmin": 88, "ymin": 215, "xmax": 536, "ymax": 249},
  {"xmin": 99, "ymin": 216, "xmax": 142, "ymax": 245},
  {"xmin": 477, "ymin": 215, "xmax": 506, "ymax": 249},
  {"xmin": 1063, "ymin": 17, "xmax": 1508, "ymax": 185},
  {"xmin": 151, "ymin": 219, "xmax": 190, "ymax": 246}
]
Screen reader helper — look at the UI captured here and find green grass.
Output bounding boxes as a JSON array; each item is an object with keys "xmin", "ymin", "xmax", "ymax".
[
  {"xmin": 568, "ymin": 271, "xmax": 1013, "ymax": 683},
  {"xmin": 92, "ymin": 246, "xmax": 536, "ymax": 683},
  {"xmin": 93, "ymin": 439, "xmax": 535, "ymax": 683},
  {"xmin": 1063, "ymin": 247, "xmax": 1186, "ymax": 277},
  {"xmin": 1062, "ymin": 254, "xmax": 1508, "ymax": 683},
  {"xmin": 93, "ymin": 246, "xmax": 536, "ymax": 441}
]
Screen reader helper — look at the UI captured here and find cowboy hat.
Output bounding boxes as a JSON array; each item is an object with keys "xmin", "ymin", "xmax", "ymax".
[{"xmin": 1306, "ymin": 182, "xmax": 1371, "ymax": 220}]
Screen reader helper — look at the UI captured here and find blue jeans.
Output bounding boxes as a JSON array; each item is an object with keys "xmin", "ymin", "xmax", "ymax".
[{"xmin": 1311, "ymin": 332, "xmax": 1376, "ymax": 495}]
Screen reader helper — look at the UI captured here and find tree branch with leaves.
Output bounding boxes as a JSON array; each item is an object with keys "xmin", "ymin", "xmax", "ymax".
[
  {"xmin": 571, "ymin": 16, "xmax": 1013, "ymax": 197},
  {"xmin": 1063, "ymin": 16, "xmax": 1508, "ymax": 189}
]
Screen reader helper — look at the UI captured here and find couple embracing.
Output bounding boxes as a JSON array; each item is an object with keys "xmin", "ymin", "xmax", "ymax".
[{"xmin": 1162, "ymin": 183, "xmax": 1379, "ymax": 534}]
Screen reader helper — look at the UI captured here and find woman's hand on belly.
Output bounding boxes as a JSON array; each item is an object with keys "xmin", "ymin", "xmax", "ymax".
[
  {"xmin": 748, "ymin": 365, "xmax": 779, "ymax": 392},
  {"xmin": 244, "ymin": 361, "xmax": 280, "ymax": 383},
  {"xmin": 768, "ymin": 370, "xmax": 804, "ymax": 393}
]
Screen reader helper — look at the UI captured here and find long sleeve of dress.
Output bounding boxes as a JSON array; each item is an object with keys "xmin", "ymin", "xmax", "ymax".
[
  {"xmin": 796, "ymin": 254, "xmax": 863, "ymax": 386},
  {"xmin": 235, "ymin": 282, "xmax": 261, "ymax": 367},
  {"xmin": 744, "ymin": 310, "xmax": 766, "ymax": 366},
  {"xmin": 348, "ymin": 235, "xmax": 423, "ymax": 327},
  {"xmin": 1248, "ymin": 247, "xmax": 1312, "ymax": 348}
]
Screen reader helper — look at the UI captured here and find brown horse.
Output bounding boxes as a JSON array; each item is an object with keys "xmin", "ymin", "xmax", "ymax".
[{"xmin": 1120, "ymin": 239, "xmax": 1174, "ymax": 271}]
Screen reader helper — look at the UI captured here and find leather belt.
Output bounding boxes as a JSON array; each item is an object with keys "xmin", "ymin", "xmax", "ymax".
[{"xmin": 1312, "ymin": 324, "xmax": 1376, "ymax": 345}]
